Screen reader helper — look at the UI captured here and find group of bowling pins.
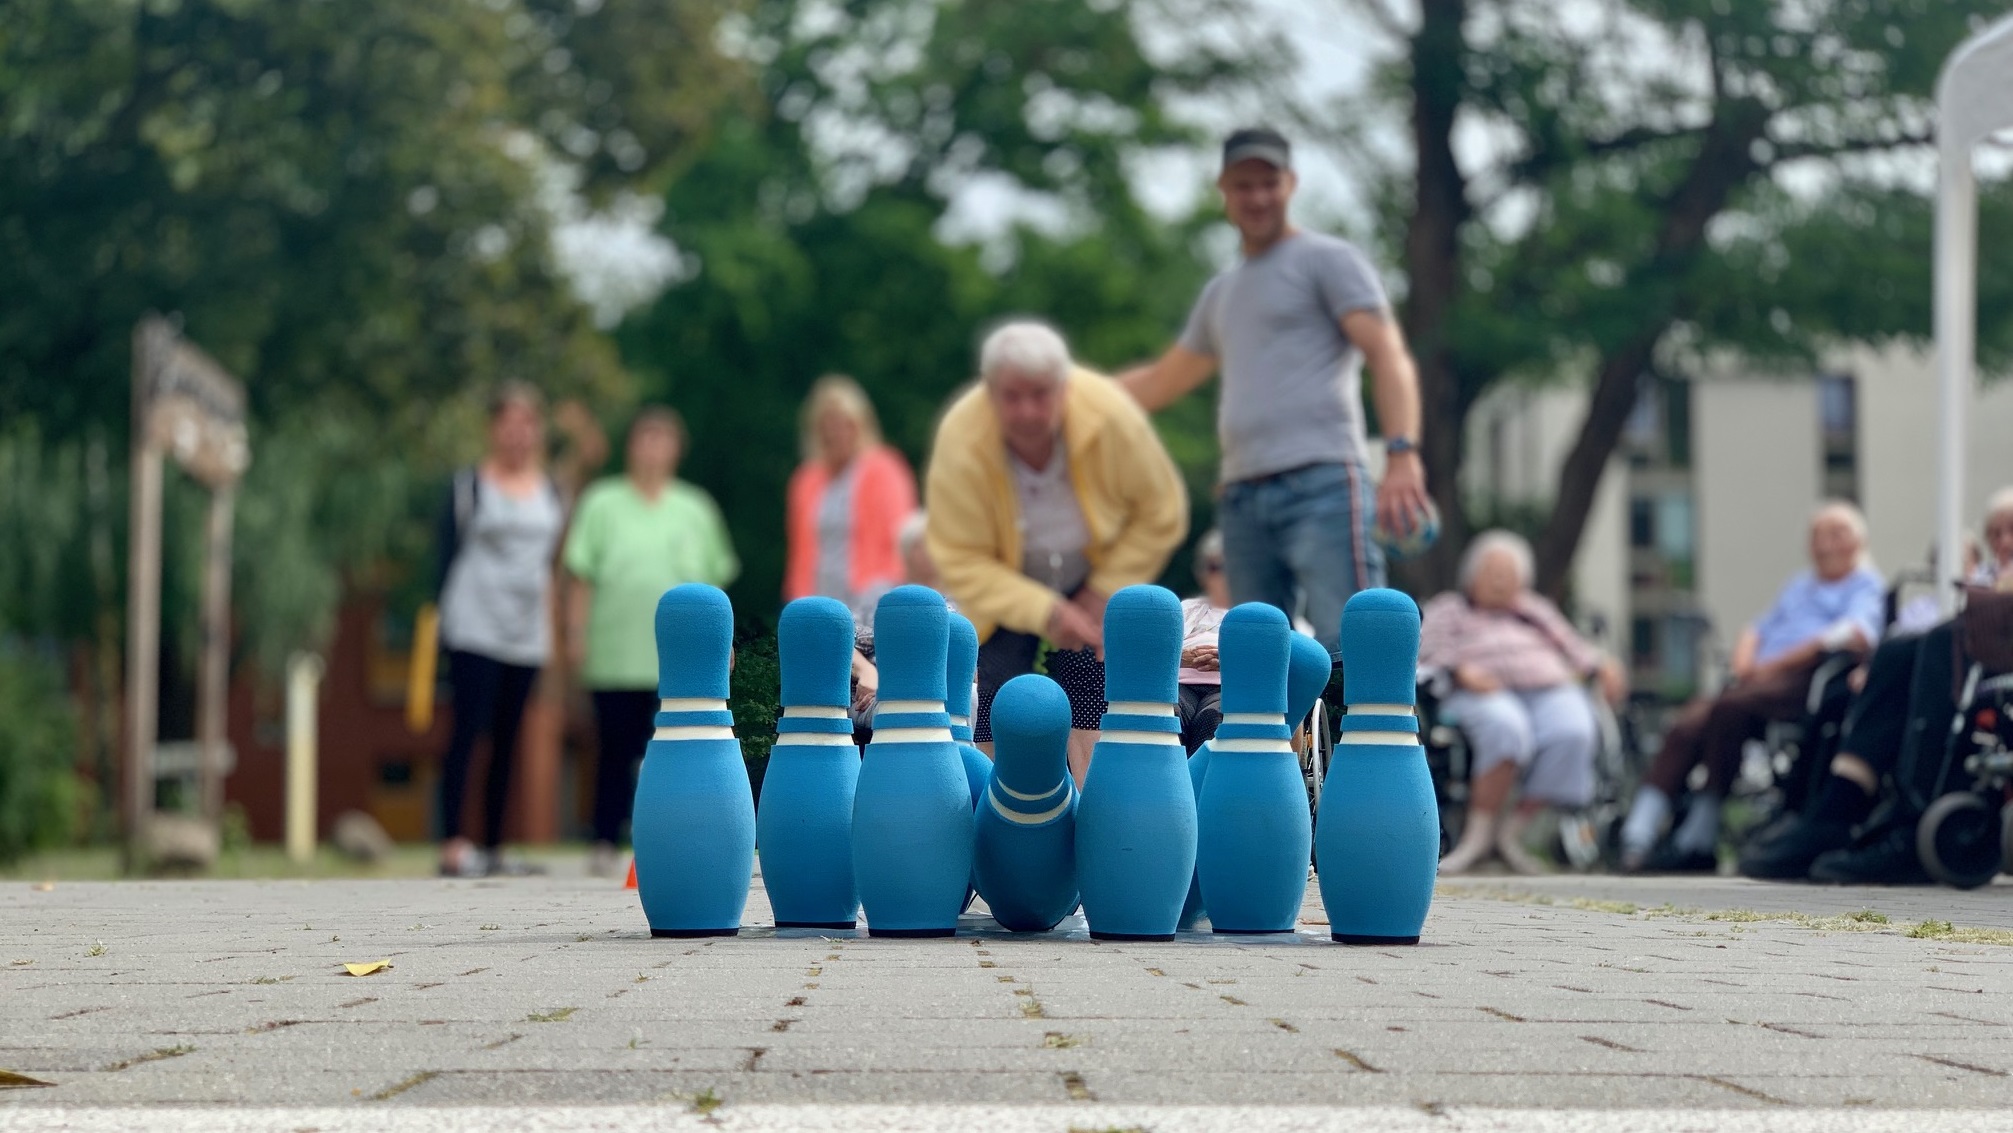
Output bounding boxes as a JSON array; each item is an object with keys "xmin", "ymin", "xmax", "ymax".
[{"xmin": 629, "ymin": 582, "xmax": 1438, "ymax": 945}]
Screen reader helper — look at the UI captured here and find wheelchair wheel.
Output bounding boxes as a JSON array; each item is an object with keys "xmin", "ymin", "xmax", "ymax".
[
  {"xmin": 2002, "ymin": 802, "xmax": 2013, "ymax": 879},
  {"xmin": 1917, "ymin": 792, "xmax": 2004, "ymax": 890}
]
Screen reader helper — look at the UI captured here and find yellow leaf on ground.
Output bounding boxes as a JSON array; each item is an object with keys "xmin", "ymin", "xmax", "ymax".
[
  {"xmin": 30, "ymin": 882, "xmax": 53, "ymax": 892},
  {"xmin": 0, "ymin": 1070, "xmax": 55, "ymax": 1089},
  {"xmin": 342, "ymin": 961, "xmax": 392, "ymax": 977}
]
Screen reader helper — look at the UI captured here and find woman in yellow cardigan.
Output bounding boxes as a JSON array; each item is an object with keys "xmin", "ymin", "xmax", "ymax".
[{"xmin": 925, "ymin": 321, "xmax": 1189, "ymax": 784}]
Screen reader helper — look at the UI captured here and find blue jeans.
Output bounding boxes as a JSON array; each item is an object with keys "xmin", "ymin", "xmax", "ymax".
[{"xmin": 1219, "ymin": 461, "xmax": 1384, "ymax": 653}]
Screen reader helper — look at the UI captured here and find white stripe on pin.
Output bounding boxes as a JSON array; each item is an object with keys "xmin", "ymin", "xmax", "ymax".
[
  {"xmin": 1222, "ymin": 712, "xmax": 1286, "ymax": 726},
  {"xmin": 995, "ymin": 779, "xmax": 1067, "ymax": 803},
  {"xmin": 781, "ymin": 705, "xmax": 848, "ymax": 719},
  {"xmin": 653, "ymin": 726, "xmax": 735, "ymax": 741},
  {"xmin": 876, "ymin": 699, "xmax": 945, "ymax": 714},
  {"xmin": 1344, "ymin": 731, "xmax": 1416, "ymax": 745},
  {"xmin": 1211, "ymin": 738, "xmax": 1293, "ymax": 753},
  {"xmin": 872, "ymin": 727, "xmax": 954, "ymax": 743},
  {"xmin": 1347, "ymin": 703, "xmax": 1413, "ymax": 716},
  {"xmin": 1107, "ymin": 701, "xmax": 1176, "ymax": 717},
  {"xmin": 661, "ymin": 697, "xmax": 729, "ymax": 713},
  {"xmin": 1099, "ymin": 729, "xmax": 1181, "ymax": 746},
  {"xmin": 988, "ymin": 789, "xmax": 1072, "ymax": 825},
  {"xmin": 773, "ymin": 734, "xmax": 857, "ymax": 747}
]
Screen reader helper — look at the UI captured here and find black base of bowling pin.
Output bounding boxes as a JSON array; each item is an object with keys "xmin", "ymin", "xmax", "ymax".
[
  {"xmin": 1333, "ymin": 933, "xmax": 1420, "ymax": 946},
  {"xmin": 1212, "ymin": 927, "xmax": 1292, "ymax": 935},
  {"xmin": 776, "ymin": 920, "xmax": 858, "ymax": 930},
  {"xmin": 1088, "ymin": 931, "xmax": 1176, "ymax": 942},
  {"xmin": 651, "ymin": 928, "xmax": 741, "ymax": 939},
  {"xmin": 867, "ymin": 927, "xmax": 956, "ymax": 938}
]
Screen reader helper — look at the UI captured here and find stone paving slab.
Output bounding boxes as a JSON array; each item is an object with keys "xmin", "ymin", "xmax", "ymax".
[{"xmin": 2, "ymin": 872, "xmax": 2011, "ymax": 1125}]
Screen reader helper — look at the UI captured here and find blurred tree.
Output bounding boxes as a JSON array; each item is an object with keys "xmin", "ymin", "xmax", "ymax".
[
  {"xmin": 1317, "ymin": 0, "xmax": 2013, "ymax": 596},
  {"xmin": 0, "ymin": 0, "xmax": 739, "ymax": 666},
  {"xmin": 619, "ymin": 0, "xmax": 1270, "ymax": 616}
]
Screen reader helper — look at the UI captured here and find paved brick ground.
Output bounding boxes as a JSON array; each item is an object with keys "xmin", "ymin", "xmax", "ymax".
[{"xmin": 2, "ymin": 870, "xmax": 2009, "ymax": 1129}]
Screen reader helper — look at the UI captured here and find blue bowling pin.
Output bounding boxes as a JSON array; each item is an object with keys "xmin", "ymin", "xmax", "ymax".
[
  {"xmin": 632, "ymin": 584, "xmax": 756, "ymax": 938},
  {"xmin": 1076, "ymin": 585, "xmax": 1194, "ymax": 941},
  {"xmin": 946, "ymin": 612, "xmax": 990, "ymax": 913},
  {"xmin": 972, "ymin": 675, "xmax": 1079, "ymax": 932},
  {"xmin": 946, "ymin": 612, "xmax": 991, "ymax": 807},
  {"xmin": 1196, "ymin": 604, "xmax": 1308, "ymax": 933},
  {"xmin": 1180, "ymin": 628, "xmax": 1331, "ymax": 931},
  {"xmin": 1315, "ymin": 589, "xmax": 1437, "ymax": 945},
  {"xmin": 852, "ymin": 585, "xmax": 975, "ymax": 937},
  {"xmin": 758, "ymin": 597, "xmax": 861, "ymax": 929}
]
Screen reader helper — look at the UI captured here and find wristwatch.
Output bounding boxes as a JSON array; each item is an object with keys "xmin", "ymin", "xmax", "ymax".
[{"xmin": 1386, "ymin": 437, "xmax": 1418, "ymax": 457}]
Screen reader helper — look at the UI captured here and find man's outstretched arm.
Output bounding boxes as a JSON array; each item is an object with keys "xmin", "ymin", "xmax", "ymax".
[{"xmin": 1118, "ymin": 344, "xmax": 1216, "ymax": 413}]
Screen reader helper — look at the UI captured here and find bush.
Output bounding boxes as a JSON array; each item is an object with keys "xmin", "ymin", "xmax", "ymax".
[
  {"xmin": 0, "ymin": 650, "xmax": 82, "ymax": 864},
  {"xmin": 729, "ymin": 625, "xmax": 782, "ymax": 805}
]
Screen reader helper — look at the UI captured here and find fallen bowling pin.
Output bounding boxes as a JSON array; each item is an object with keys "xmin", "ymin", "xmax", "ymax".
[
  {"xmin": 1075, "ymin": 584, "xmax": 1194, "ymax": 941},
  {"xmin": 758, "ymin": 597, "xmax": 861, "ymax": 930},
  {"xmin": 1315, "ymin": 588, "xmax": 1437, "ymax": 945},
  {"xmin": 1196, "ymin": 604, "xmax": 1309, "ymax": 934},
  {"xmin": 972, "ymin": 674, "xmax": 1079, "ymax": 932},
  {"xmin": 632, "ymin": 584, "xmax": 756, "ymax": 938},
  {"xmin": 852, "ymin": 585, "xmax": 975, "ymax": 937},
  {"xmin": 1180, "ymin": 628, "xmax": 1331, "ymax": 931}
]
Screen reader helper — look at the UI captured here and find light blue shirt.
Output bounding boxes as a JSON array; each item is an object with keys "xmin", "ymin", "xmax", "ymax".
[{"xmin": 1751, "ymin": 566, "xmax": 1886, "ymax": 665}]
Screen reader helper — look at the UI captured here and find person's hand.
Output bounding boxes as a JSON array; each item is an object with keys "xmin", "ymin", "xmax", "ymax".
[
  {"xmin": 1376, "ymin": 451, "xmax": 1431, "ymax": 538},
  {"xmin": 1047, "ymin": 599, "xmax": 1102, "ymax": 654},
  {"xmin": 1454, "ymin": 664, "xmax": 1502, "ymax": 694},
  {"xmin": 1847, "ymin": 664, "xmax": 1868, "ymax": 695},
  {"xmin": 1596, "ymin": 657, "xmax": 1628, "ymax": 707},
  {"xmin": 1182, "ymin": 644, "xmax": 1219, "ymax": 671},
  {"xmin": 1071, "ymin": 587, "xmax": 1109, "ymax": 628},
  {"xmin": 851, "ymin": 656, "xmax": 879, "ymax": 716}
]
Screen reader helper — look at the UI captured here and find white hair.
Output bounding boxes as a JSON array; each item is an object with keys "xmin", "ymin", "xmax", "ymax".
[
  {"xmin": 897, "ymin": 511, "xmax": 930, "ymax": 559},
  {"xmin": 1458, "ymin": 529, "xmax": 1534, "ymax": 593},
  {"xmin": 979, "ymin": 321, "xmax": 1071, "ymax": 386},
  {"xmin": 1811, "ymin": 498, "xmax": 1868, "ymax": 542},
  {"xmin": 1986, "ymin": 485, "xmax": 2013, "ymax": 521}
]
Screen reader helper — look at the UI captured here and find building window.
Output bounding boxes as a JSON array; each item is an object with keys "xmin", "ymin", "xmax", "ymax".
[{"xmin": 1818, "ymin": 373, "xmax": 1858, "ymax": 501}]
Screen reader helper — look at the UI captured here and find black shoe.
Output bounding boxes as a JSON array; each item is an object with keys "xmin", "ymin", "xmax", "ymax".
[
  {"xmin": 1741, "ymin": 811, "xmax": 1804, "ymax": 853},
  {"xmin": 1737, "ymin": 819, "xmax": 1853, "ymax": 880},
  {"xmin": 1808, "ymin": 823, "xmax": 1931, "ymax": 886},
  {"xmin": 1636, "ymin": 842, "xmax": 1718, "ymax": 874}
]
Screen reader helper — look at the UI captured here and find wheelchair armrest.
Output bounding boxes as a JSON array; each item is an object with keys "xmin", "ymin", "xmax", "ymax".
[{"xmin": 1806, "ymin": 652, "xmax": 1859, "ymax": 716}]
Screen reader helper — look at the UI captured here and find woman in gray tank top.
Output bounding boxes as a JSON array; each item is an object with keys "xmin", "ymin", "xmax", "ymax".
[{"xmin": 434, "ymin": 383, "xmax": 564, "ymax": 877}]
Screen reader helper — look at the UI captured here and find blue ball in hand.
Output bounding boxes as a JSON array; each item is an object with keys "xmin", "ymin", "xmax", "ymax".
[{"xmin": 1376, "ymin": 498, "xmax": 1441, "ymax": 561}]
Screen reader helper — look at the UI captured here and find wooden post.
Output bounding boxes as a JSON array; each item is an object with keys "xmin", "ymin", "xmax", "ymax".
[
  {"xmin": 124, "ymin": 325, "xmax": 164, "ymax": 871},
  {"xmin": 198, "ymin": 484, "xmax": 235, "ymax": 823}
]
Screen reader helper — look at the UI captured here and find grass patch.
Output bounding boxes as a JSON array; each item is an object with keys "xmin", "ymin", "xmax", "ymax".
[
  {"xmin": 368, "ymin": 1070, "xmax": 439, "ymax": 1101},
  {"xmin": 1908, "ymin": 920, "xmax": 2013, "ymax": 945},
  {"xmin": 104, "ymin": 1045, "xmax": 194, "ymax": 1072},
  {"xmin": 526, "ymin": 1007, "xmax": 577, "ymax": 1023},
  {"xmin": 687, "ymin": 1087, "xmax": 723, "ymax": 1116},
  {"xmin": 1570, "ymin": 898, "xmax": 1640, "ymax": 915},
  {"xmin": 1043, "ymin": 1032, "xmax": 1083, "ymax": 1049}
]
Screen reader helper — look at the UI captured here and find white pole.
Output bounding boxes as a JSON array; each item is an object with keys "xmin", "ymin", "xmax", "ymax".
[
  {"xmin": 285, "ymin": 652, "xmax": 325, "ymax": 864},
  {"xmin": 1932, "ymin": 14, "xmax": 2013, "ymax": 615}
]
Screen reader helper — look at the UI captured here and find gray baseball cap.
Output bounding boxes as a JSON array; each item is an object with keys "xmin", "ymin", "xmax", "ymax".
[{"xmin": 1221, "ymin": 127, "xmax": 1292, "ymax": 172}]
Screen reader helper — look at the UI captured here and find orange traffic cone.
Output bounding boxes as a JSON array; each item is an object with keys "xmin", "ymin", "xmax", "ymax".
[{"xmin": 624, "ymin": 860, "xmax": 637, "ymax": 889}]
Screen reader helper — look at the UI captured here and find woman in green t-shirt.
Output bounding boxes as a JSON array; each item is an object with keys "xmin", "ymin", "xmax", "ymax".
[{"xmin": 563, "ymin": 407, "xmax": 739, "ymax": 876}]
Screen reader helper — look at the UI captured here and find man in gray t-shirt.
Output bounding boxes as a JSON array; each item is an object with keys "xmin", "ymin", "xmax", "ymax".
[{"xmin": 1120, "ymin": 126, "xmax": 1430, "ymax": 651}]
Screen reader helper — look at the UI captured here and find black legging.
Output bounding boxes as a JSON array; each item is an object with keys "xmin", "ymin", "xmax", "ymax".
[
  {"xmin": 1834, "ymin": 621, "xmax": 1959, "ymax": 813},
  {"xmin": 441, "ymin": 649, "xmax": 539, "ymax": 848},
  {"xmin": 589, "ymin": 689, "xmax": 655, "ymax": 845}
]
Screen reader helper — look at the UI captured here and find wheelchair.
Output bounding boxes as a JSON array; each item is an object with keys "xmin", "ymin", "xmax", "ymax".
[
  {"xmin": 1417, "ymin": 676, "xmax": 1638, "ymax": 870},
  {"xmin": 1912, "ymin": 664, "xmax": 2013, "ymax": 889}
]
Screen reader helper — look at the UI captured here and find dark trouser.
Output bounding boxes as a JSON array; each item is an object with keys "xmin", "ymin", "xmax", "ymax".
[
  {"xmin": 973, "ymin": 629, "xmax": 1105, "ymax": 744},
  {"xmin": 1843, "ymin": 622, "xmax": 1959, "ymax": 814},
  {"xmin": 1178, "ymin": 684, "xmax": 1222, "ymax": 756},
  {"xmin": 441, "ymin": 649, "xmax": 539, "ymax": 848},
  {"xmin": 1643, "ymin": 654, "xmax": 1826, "ymax": 798},
  {"xmin": 590, "ymin": 689, "xmax": 656, "ymax": 845}
]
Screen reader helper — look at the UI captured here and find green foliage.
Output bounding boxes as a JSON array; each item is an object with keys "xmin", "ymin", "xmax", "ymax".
[
  {"xmin": 0, "ymin": 650, "xmax": 83, "ymax": 865},
  {"xmin": 620, "ymin": 0, "xmax": 1261, "ymax": 618},
  {"xmin": 729, "ymin": 628, "xmax": 783, "ymax": 765},
  {"xmin": 0, "ymin": 0, "xmax": 735, "ymax": 668}
]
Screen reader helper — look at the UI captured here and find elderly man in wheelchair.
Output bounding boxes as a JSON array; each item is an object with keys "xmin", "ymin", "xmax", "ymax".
[
  {"xmin": 1615, "ymin": 502, "xmax": 1884, "ymax": 873},
  {"xmin": 1739, "ymin": 487, "xmax": 2013, "ymax": 887},
  {"xmin": 1419, "ymin": 530, "xmax": 1628, "ymax": 875}
]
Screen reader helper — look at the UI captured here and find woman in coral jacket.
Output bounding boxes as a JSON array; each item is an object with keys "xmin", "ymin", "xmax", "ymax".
[{"xmin": 784, "ymin": 375, "xmax": 918, "ymax": 627}]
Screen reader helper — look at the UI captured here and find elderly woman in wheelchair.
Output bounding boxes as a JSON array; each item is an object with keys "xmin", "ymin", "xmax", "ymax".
[{"xmin": 1421, "ymin": 531, "xmax": 1628, "ymax": 875}]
